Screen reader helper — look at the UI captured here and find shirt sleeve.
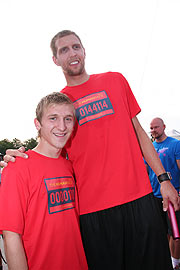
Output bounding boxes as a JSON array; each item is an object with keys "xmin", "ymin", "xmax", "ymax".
[
  {"xmin": 0, "ymin": 162, "xmax": 29, "ymax": 235},
  {"xmin": 118, "ymin": 73, "xmax": 141, "ymax": 119}
]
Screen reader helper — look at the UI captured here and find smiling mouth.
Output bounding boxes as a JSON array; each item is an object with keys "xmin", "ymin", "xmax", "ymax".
[
  {"xmin": 70, "ymin": 60, "xmax": 79, "ymax": 66},
  {"xmin": 54, "ymin": 133, "xmax": 66, "ymax": 137}
]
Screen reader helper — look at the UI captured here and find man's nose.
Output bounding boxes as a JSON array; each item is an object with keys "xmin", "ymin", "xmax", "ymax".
[
  {"xmin": 58, "ymin": 119, "xmax": 66, "ymax": 131},
  {"xmin": 69, "ymin": 48, "xmax": 77, "ymax": 57}
]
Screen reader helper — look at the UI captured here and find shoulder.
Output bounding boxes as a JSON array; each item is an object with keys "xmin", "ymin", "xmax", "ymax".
[
  {"xmin": 93, "ymin": 72, "xmax": 131, "ymax": 92},
  {"xmin": 167, "ymin": 137, "xmax": 180, "ymax": 150},
  {"xmin": 167, "ymin": 136, "xmax": 180, "ymax": 145},
  {"xmin": 94, "ymin": 71, "xmax": 126, "ymax": 81},
  {"xmin": 2, "ymin": 150, "xmax": 35, "ymax": 175}
]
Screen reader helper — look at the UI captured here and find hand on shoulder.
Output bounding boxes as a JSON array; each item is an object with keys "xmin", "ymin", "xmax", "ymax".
[{"xmin": 0, "ymin": 146, "xmax": 28, "ymax": 168}]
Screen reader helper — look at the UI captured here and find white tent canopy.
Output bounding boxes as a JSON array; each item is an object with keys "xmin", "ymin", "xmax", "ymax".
[{"xmin": 166, "ymin": 130, "xmax": 180, "ymax": 140}]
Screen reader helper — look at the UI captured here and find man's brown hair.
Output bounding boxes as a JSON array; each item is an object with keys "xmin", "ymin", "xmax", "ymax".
[{"xmin": 50, "ymin": 30, "xmax": 83, "ymax": 57}]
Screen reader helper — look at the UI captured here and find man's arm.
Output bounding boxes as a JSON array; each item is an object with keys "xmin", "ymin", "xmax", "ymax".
[
  {"xmin": 132, "ymin": 116, "xmax": 180, "ymax": 211},
  {"xmin": 176, "ymin": 160, "xmax": 180, "ymax": 170},
  {"xmin": 0, "ymin": 147, "xmax": 28, "ymax": 167},
  {"xmin": 3, "ymin": 230, "xmax": 28, "ymax": 270},
  {"xmin": 145, "ymin": 163, "xmax": 149, "ymax": 174}
]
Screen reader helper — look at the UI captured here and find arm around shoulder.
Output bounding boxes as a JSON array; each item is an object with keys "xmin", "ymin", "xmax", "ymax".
[{"xmin": 0, "ymin": 147, "xmax": 28, "ymax": 168}]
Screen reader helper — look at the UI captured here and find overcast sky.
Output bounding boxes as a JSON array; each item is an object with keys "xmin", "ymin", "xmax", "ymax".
[{"xmin": 0, "ymin": 0, "xmax": 180, "ymax": 141}]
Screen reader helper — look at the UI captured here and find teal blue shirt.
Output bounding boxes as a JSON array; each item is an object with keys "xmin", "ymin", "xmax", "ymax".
[{"xmin": 147, "ymin": 137, "xmax": 180, "ymax": 198}]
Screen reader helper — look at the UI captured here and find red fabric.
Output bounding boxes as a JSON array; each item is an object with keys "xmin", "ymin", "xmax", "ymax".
[
  {"xmin": 62, "ymin": 72, "xmax": 152, "ymax": 215},
  {"xmin": 0, "ymin": 150, "xmax": 88, "ymax": 270}
]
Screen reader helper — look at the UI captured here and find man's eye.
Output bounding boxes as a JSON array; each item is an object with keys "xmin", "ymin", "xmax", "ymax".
[
  {"xmin": 73, "ymin": 44, "xmax": 80, "ymax": 50},
  {"xmin": 50, "ymin": 117, "xmax": 56, "ymax": 121},
  {"xmin": 65, "ymin": 117, "xmax": 72, "ymax": 122},
  {"xmin": 60, "ymin": 47, "xmax": 68, "ymax": 53}
]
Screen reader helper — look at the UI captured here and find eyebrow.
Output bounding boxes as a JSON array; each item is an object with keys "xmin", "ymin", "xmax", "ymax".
[
  {"xmin": 150, "ymin": 125, "xmax": 159, "ymax": 129},
  {"xmin": 73, "ymin": 43, "xmax": 81, "ymax": 47},
  {"xmin": 48, "ymin": 113, "xmax": 74, "ymax": 117},
  {"xmin": 59, "ymin": 43, "xmax": 81, "ymax": 51},
  {"xmin": 48, "ymin": 114, "xmax": 58, "ymax": 117},
  {"xmin": 65, "ymin": 114, "xmax": 74, "ymax": 118}
]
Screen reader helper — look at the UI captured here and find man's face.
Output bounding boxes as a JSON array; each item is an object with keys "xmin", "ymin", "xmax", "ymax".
[
  {"xmin": 35, "ymin": 103, "xmax": 74, "ymax": 153},
  {"xmin": 150, "ymin": 119, "xmax": 165, "ymax": 140},
  {"xmin": 53, "ymin": 34, "xmax": 86, "ymax": 77}
]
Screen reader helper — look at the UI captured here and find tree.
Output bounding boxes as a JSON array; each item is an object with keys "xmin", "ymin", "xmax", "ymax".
[
  {"xmin": 23, "ymin": 138, "xmax": 38, "ymax": 150},
  {"xmin": 12, "ymin": 138, "xmax": 23, "ymax": 149},
  {"xmin": 0, "ymin": 139, "xmax": 14, "ymax": 155},
  {"xmin": 0, "ymin": 137, "xmax": 38, "ymax": 157}
]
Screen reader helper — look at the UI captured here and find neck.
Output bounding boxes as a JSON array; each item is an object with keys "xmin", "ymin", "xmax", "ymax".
[
  {"xmin": 65, "ymin": 71, "xmax": 90, "ymax": 86},
  {"xmin": 33, "ymin": 143, "xmax": 62, "ymax": 159},
  {"xmin": 155, "ymin": 133, "xmax": 167, "ymax": 143}
]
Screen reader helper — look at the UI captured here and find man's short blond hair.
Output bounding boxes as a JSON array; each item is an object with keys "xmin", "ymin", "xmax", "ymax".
[{"xmin": 36, "ymin": 92, "xmax": 75, "ymax": 124}]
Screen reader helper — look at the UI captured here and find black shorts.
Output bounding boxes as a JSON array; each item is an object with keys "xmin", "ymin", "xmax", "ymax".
[
  {"xmin": 80, "ymin": 193, "xmax": 173, "ymax": 270},
  {"xmin": 155, "ymin": 196, "xmax": 180, "ymax": 236}
]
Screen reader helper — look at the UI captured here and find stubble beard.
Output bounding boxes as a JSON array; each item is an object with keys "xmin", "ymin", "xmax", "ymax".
[
  {"xmin": 154, "ymin": 132, "xmax": 164, "ymax": 140},
  {"xmin": 66, "ymin": 60, "xmax": 85, "ymax": 77}
]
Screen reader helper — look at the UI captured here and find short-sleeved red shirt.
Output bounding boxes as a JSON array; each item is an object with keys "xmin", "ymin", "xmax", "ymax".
[
  {"xmin": 62, "ymin": 72, "xmax": 152, "ymax": 215},
  {"xmin": 0, "ymin": 150, "xmax": 88, "ymax": 270}
]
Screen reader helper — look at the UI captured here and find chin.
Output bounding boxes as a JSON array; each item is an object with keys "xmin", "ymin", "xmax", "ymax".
[{"xmin": 68, "ymin": 67, "xmax": 84, "ymax": 77}]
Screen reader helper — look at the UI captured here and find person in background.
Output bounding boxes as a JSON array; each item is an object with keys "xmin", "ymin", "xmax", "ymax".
[
  {"xmin": 1, "ymin": 30, "xmax": 180, "ymax": 269},
  {"xmin": 146, "ymin": 117, "xmax": 180, "ymax": 270},
  {"xmin": 0, "ymin": 92, "xmax": 88, "ymax": 270}
]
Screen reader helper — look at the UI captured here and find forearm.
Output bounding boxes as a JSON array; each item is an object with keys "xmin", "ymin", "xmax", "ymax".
[
  {"xmin": 3, "ymin": 231, "xmax": 28, "ymax": 270},
  {"xmin": 132, "ymin": 116, "xmax": 180, "ymax": 210},
  {"xmin": 132, "ymin": 116, "xmax": 165, "ymax": 175}
]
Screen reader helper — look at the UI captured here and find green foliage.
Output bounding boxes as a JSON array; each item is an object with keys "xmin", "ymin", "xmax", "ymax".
[
  {"xmin": 23, "ymin": 138, "xmax": 38, "ymax": 151},
  {"xmin": 0, "ymin": 139, "xmax": 15, "ymax": 156},
  {"xmin": 12, "ymin": 138, "xmax": 23, "ymax": 149},
  {"xmin": 0, "ymin": 137, "xmax": 38, "ymax": 156}
]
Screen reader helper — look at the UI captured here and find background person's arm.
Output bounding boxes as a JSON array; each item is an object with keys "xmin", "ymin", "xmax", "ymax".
[
  {"xmin": 3, "ymin": 230, "xmax": 28, "ymax": 270},
  {"xmin": 132, "ymin": 116, "xmax": 180, "ymax": 211}
]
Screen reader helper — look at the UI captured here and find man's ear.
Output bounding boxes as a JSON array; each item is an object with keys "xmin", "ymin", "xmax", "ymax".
[
  {"xmin": 34, "ymin": 118, "xmax": 41, "ymax": 132},
  {"xmin": 52, "ymin": 56, "xmax": 61, "ymax": 67},
  {"xmin": 83, "ymin": 47, "xmax": 86, "ymax": 59}
]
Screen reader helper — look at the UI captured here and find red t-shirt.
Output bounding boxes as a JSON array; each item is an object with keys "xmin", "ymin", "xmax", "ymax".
[
  {"xmin": 62, "ymin": 72, "xmax": 152, "ymax": 215},
  {"xmin": 0, "ymin": 150, "xmax": 88, "ymax": 270}
]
